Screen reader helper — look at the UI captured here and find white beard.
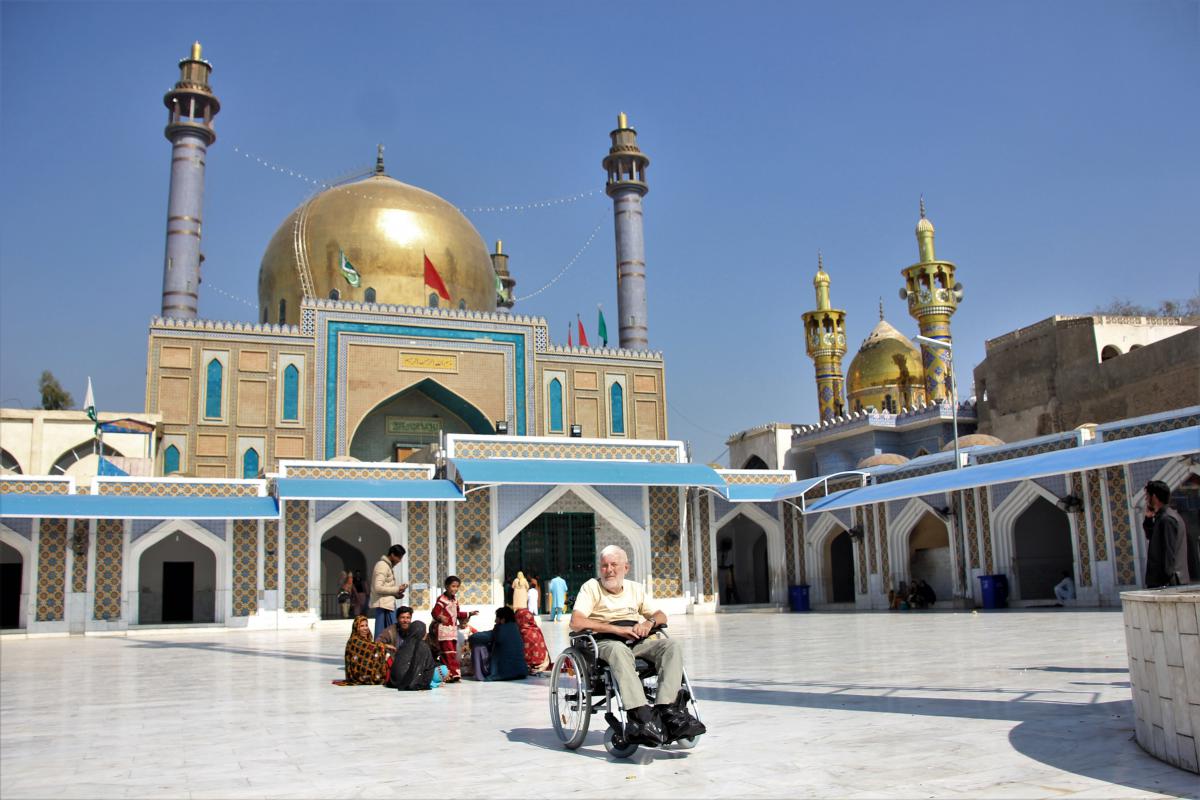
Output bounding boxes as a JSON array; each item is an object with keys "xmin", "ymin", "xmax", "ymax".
[{"xmin": 600, "ymin": 576, "xmax": 623, "ymax": 593}]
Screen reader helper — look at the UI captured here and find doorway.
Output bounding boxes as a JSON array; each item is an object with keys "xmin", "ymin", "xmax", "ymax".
[
  {"xmin": 908, "ymin": 512, "xmax": 952, "ymax": 601},
  {"xmin": 162, "ymin": 562, "xmax": 195, "ymax": 622},
  {"xmin": 1, "ymin": 540, "xmax": 21, "ymax": 628},
  {"xmin": 829, "ymin": 530, "xmax": 855, "ymax": 603},
  {"xmin": 505, "ymin": 512, "xmax": 595, "ymax": 612},
  {"xmin": 716, "ymin": 514, "xmax": 770, "ymax": 605},
  {"xmin": 1012, "ymin": 497, "xmax": 1073, "ymax": 600}
]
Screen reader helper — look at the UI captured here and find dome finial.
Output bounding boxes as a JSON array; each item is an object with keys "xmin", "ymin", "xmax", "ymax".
[
  {"xmin": 375, "ymin": 144, "xmax": 385, "ymax": 174},
  {"xmin": 191, "ymin": 41, "xmax": 202, "ymax": 60},
  {"xmin": 818, "ymin": 249, "xmax": 824, "ymax": 272},
  {"xmin": 617, "ymin": 111, "xmax": 629, "ymax": 129},
  {"xmin": 919, "ymin": 194, "xmax": 926, "ymax": 219},
  {"xmin": 879, "ymin": 297, "xmax": 884, "ymax": 321}
]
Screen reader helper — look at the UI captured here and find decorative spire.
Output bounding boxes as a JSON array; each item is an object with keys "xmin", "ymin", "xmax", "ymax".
[
  {"xmin": 494, "ymin": 239, "xmax": 503, "ymax": 255},
  {"xmin": 375, "ymin": 144, "xmax": 385, "ymax": 175},
  {"xmin": 919, "ymin": 194, "xmax": 926, "ymax": 219},
  {"xmin": 617, "ymin": 111, "xmax": 629, "ymax": 129},
  {"xmin": 818, "ymin": 249, "xmax": 824, "ymax": 272},
  {"xmin": 191, "ymin": 41, "xmax": 202, "ymax": 60},
  {"xmin": 879, "ymin": 297, "xmax": 884, "ymax": 320}
]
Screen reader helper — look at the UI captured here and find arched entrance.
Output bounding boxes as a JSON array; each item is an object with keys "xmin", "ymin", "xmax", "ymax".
[
  {"xmin": 320, "ymin": 512, "xmax": 391, "ymax": 619},
  {"xmin": 828, "ymin": 530, "xmax": 855, "ymax": 603},
  {"xmin": 137, "ymin": 531, "xmax": 218, "ymax": 624},
  {"xmin": 1, "ymin": 540, "xmax": 22, "ymax": 628},
  {"xmin": 349, "ymin": 379, "xmax": 494, "ymax": 462},
  {"xmin": 908, "ymin": 512, "xmax": 952, "ymax": 602},
  {"xmin": 1171, "ymin": 473, "xmax": 1200, "ymax": 580},
  {"xmin": 504, "ymin": 511, "xmax": 596, "ymax": 612},
  {"xmin": 716, "ymin": 514, "xmax": 769, "ymax": 605},
  {"xmin": 1012, "ymin": 497, "xmax": 1073, "ymax": 601}
]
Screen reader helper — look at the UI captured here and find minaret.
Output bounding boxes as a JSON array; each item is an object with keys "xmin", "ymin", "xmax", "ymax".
[
  {"xmin": 491, "ymin": 240, "xmax": 516, "ymax": 311},
  {"xmin": 900, "ymin": 198, "xmax": 964, "ymax": 403},
  {"xmin": 159, "ymin": 42, "xmax": 220, "ymax": 319},
  {"xmin": 602, "ymin": 112, "xmax": 651, "ymax": 350},
  {"xmin": 802, "ymin": 253, "xmax": 848, "ymax": 421}
]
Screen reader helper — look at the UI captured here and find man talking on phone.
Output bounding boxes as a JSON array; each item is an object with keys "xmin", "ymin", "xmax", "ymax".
[{"xmin": 370, "ymin": 544, "xmax": 408, "ymax": 638}]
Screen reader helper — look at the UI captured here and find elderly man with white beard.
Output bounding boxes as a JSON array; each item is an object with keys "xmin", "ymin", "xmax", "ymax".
[{"xmin": 570, "ymin": 545, "xmax": 706, "ymax": 746}]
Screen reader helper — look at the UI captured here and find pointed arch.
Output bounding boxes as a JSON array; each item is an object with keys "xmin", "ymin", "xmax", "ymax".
[
  {"xmin": 282, "ymin": 364, "xmax": 300, "ymax": 422},
  {"xmin": 712, "ymin": 502, "xmax": 787, "ymax": 605},
  {"xmin": 990, "ymin": 479, "xmax": 1080, "ymax": 600},
  {"xmin": 886, "ymin": 497, "xmax": 960, "ymax": 600},
  {"xmin": 548, "ymin": 378, "xmax": 564, "ymax": 433},
  {"xmin": 126, "ymin": 519, "xmax": 229, "ymax": 625},
  {"xmin": 0, "ymin": 524, "xmax": 33, "ymax": 629}
]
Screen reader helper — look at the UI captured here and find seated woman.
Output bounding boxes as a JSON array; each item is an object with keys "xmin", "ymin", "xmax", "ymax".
[
  {"xmin": 339, "ymin": 615, "xmax": 393, "ymax": 685},
  {"xmin": 516, "ymin": 608, "xmax": 551, "ymax": 673},
  {"xmin": 467, "ymin": 606, "xmax": 527, "ymax": 681}
]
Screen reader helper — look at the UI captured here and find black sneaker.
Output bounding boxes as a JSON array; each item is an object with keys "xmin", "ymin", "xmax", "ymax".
[
  {"xmin": 658, "ymin": 706, "xmax": 707, "ymax": 741},
  {"xmin": 624, "ymin": 705, "xmax": 665, "ymax": 746}
]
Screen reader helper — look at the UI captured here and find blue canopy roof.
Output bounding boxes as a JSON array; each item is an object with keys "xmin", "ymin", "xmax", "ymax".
[
  {"xmin": 275, "ymin": 478, "xmax": 464, "ymax": 502},
  {"xmin": 0, "ymin": 494, "xmax": 279, "ymax": 520},
  {"xmin": 451, "ymin": 458, "xmax": 725, "ymax": 489},
  {"xmin": 788, "ymin": 425, "xmax": 1199, "ymax": 514},
  {"xmin": 724, "ymin": 484, "xmax": 787, "ymax": 503}
]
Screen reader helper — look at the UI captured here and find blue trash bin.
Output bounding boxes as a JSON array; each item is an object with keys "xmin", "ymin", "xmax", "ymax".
[
  {"xmin": 978, "ymin": 574, "xmax": 1009, "ymax": 609},
  {"xmin": 789, "ymin": 585, "xmax": 810, "ymax": 612}
]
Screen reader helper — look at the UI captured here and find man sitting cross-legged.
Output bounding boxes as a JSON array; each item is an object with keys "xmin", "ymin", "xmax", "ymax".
[{"xmin": 570, "ymin": 545, "xmax": 706, "ymax": 746}]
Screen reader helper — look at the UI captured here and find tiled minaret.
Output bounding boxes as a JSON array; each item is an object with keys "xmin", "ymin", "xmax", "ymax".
[
  {"xmin": 802, "ymin": 253, "xmax": 848, "ymax": 421},
  {"xmin": 603, "ymin": 113, "xmax": 651, "ymax": 350},
  {"xmin": 900, "ymin": 198, "xmax": 964, "ymax": 402},
  {"xmin": 160, "ymin": 42, "xmax": 220, "ymax": 319}
]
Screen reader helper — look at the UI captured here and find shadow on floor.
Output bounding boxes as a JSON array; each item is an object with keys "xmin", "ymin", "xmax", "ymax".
[
  {"xmin": 1016, "ymin": 665, "xmax": 1129, "ymax": 674},
  {"xmin": 124, "ymin": 638, "xmax": 343, "ymax": 666},
  {"xmin": 503, "ymin": 727, "xmax": 691, "ymax": 764}
]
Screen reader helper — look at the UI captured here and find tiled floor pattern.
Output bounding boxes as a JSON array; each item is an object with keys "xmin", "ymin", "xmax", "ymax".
[{"xmin": 1, "ymin": 610, "xmax": 1196, "ymax": 798}]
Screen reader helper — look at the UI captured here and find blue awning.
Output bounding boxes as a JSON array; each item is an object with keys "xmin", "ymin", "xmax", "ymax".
[
  {"xmin": 275, "ymin": 478, "xmax": 464, "ymax": 502},
  {"xmin": 451, "ymin": 458, "xmax": 726, "ymax": 489},
  {"xmin": 0, "ymin": 494, "xmax": 279, "ymax": 520},
  {"xmin": 724, "ymin": 484, "xmax": 786, "ymax": 503},
  {"xmin": 790, "ymin": 425, "xmax": 1199, "ymax": 514}
]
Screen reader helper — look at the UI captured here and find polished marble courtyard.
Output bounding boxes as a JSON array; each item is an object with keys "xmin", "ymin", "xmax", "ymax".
[{"xmin": 1, "ymin": 610, "xmax": 1196, "ymax": 799}]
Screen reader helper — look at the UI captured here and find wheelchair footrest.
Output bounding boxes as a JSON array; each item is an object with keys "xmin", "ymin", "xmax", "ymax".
[{"xmin": 604, "ymin": 711, "xmax": 624, "ymax": 737}]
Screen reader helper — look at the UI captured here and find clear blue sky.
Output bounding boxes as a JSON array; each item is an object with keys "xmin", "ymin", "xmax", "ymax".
[{"xmin": 2, "ymin": 1, "xmax": 1197, "ymax": 464}]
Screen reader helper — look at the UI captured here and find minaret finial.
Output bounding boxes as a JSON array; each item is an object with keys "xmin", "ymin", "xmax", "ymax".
[
  {"xmin": 879, "ymin": 297, "xmax": 884, "ymax": 320},
  {"xmin": 617, "ymin": 111, "xmax": 628, "ymax": 129},
  {"xmin": 919, "ymin": 194, "xmax": 926, "ymax": 219},
  {"xmin": 818, "ymin": 249, "xmax": 824, "ymax": 271},
  {"xmin": 191, "ymin": 41, "xmax": 202, "ymax": 60},
  {"xmin": 375, "ymin": 144, "xmax": 385, "ymax": 174}
]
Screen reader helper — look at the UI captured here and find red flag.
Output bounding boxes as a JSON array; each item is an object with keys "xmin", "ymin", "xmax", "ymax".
[
  {"xmin": 424, "ymin": 253, "xmax": 451, "ymax": 301},
  {"xmin": 577, "ymin": 315, "xmax": 590, "ymax": 348},
  {"xmin": 567, "ymin": 321, "xmax": 573, "ymax": 348}
]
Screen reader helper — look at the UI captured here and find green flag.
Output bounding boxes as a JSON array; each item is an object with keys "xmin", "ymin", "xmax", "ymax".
[
  {"xmin": 84, "ymin": 376, "xmax": 99, "ymax": 436},
  {"xmin": 597, "ymin": 305, "xmax": 608, "ymax": 347},
  {"xmin": 339, "ymin": 250, "xmax": 361, "ymax": 287},
  {"xmin": 494, "ymin": 271, "xmax": 509, "ymax": 304}
]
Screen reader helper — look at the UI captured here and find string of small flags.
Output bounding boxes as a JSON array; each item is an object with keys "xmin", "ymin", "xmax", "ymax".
[
  {"xmin": 231, "ymin": 144, "xmax": 601, "ymax": 214},
  {"xmin": 207, "ymin": 282, "xmax": 257, "ymax": 309},
  {"xmin": 515, "ymin": 215, "xmax": 608, "ymax": 301}
]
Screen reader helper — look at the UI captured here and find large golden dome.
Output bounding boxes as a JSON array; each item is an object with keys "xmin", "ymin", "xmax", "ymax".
[
  {"xmin": 258, "ymin": 172, "xmax": 496, "ymax": 320},
  {"xmin": 846, "ymin": 319, "xmax": 926, "ymax": 413}
]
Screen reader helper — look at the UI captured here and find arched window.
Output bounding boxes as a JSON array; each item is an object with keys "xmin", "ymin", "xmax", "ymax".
[
  {"xmin": 164, "ymin": 444, "xmax": 181, "ymax": 475},
  {"xmin": 205, "ymin": 358, "xmax": 223, "ymax": 418},
  {"xmin": 428, "ymin": 293, "xmax": 439, "ymax": 308},
  {"xmin": 549, "ymin": 379, "xmax": 564, "ymax": 433},
  {"xmin": 610, "ymin": 382, "xmax": 625, "ymax": 435},
  {"xmin": 364, "ymin": 287, "xmax": 376, "ymax": 303},
  {"xmin": 282, "ymin": 364, "xmax": 300, "ymax": 422},
  {"xmin": 278, "ymin": 299, "xmax": 287, "ymax": 324},
  {"xmin": 328, "ymin": 288, "xmax": 340, "ymax": 301},
  {"xmin": 242, "ymin": 448, "xmax": 260, "ymax": 479}
]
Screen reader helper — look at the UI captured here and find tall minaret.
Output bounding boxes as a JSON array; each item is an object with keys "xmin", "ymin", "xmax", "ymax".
[
  {"xmin": 802, "ymin": 253, "xmax": 848, "ymax": 421},
  {"xmin": 602, "ymin": 112, "xmax": 651, "ymax": 350},
  {"xmin": 900, "ymin": 198, "xmax": 963, "ymax": 403},
  {"xmin": 159, "ymin": 42, "xmax": 220, "ymax": 319}
]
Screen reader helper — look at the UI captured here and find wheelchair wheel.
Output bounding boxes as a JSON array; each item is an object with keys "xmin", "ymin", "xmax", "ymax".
[
  {"xmin": 549, "ymin": 648, "xmax": 591, "ymax": 750},
  {"xmin": 603, "ymin": 725, "xmax": 639, "ymax": 759}
]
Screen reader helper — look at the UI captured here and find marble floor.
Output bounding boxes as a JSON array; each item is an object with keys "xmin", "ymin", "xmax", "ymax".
[{"xmin": 1, "ymin": 610, "xmax": 1196, "ymax": 799}]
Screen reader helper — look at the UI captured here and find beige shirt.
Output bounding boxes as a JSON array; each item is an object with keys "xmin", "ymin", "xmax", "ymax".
[
  {"xmin": 369, "ymin": 556, "xmax": 400, "ymax": 611},
  {"xmin": 573, "ymin": 577, "xmax": 658, "ymax": 624}
]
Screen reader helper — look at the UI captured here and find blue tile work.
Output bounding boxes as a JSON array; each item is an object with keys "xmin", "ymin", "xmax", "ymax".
[
  {"xmin": 712, "ymin": 495, "xmax": 734, "ymax": 523},
  {"xmin": 887, "ymin": 500, "xmax": 907, "ymax": 520},
  {"xmin": 596, "ymin": 485, "xmax": 647, "ymax": 527},
  {"xmin": 2, "ymin": 517, "xmax": 32, "ymax": 538},
  {"xmin": 831, "ymin": 507, "xmax": 853, "ymax": 530},
  {"xmin": 373, "ymin": 501, "xmax": 405, "ymax": 522},
  {"xmin": 920, "ymin": 493, "xmax": 947, "ymax": 510},
  {"xmin": 497, "ymin": 484, "xmax": 553, "ymax": 532},
  {"xmin": 132, "ymin": 519, "xmax": 163, "ymax": 539},
  {"xmin": 990, "ymin": 482, "xmax": 1018, "ymax": 509},
  {"xmin": 36, "ymin": 518, "xmax": 67, "ymax": 621},
  {"xmin": 1034, "ymin": 474, "xmax": 1067, "ymax": 498},
  {"xmin": 1127, "ymin": 458, "xmax": 1171, "ymax": 493},
  {"xmin": 196, "ymin": 519, "xmax": 227, "ymax": 539},
  {"xmin": 315, "ymin": 500, "xmax": 342, "ymax": 522}
]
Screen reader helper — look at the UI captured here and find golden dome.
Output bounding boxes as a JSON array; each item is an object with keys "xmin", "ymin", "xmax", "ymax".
[
  {"xmin": 258, "ymin": 173, "xmax": 497, "ymax": 318},
  {"xmin": 846, "ymin": 318, "xmax": 926, "ymax": 413}
]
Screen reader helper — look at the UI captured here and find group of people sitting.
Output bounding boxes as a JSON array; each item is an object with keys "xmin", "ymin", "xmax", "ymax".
[
  {"xmin": 340, "ymin": 574, "xmax": 552, "ymax": 690},
  {"xmin": 888, "ymin": 578, "xmax": 938, "ymax": 610}
]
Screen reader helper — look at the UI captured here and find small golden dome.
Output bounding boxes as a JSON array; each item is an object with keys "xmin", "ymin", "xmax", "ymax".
[
  {"xmin": 846, "ymin": 319, "xmax": 926, "ymax": 412},
  {"xmin": 916, "ymin": 216, "xmax": 935, "ymax": 234},
  {"xmin": 856, "ymin": 452, "xmax": 910, "ymax": 469},
  {"xmin": 258, "ymin": 173, "xmax": 497, "ymax": 317},
  {"xmin": 940, "ymin": 434, "xmax": 1004, "ymax": 451}
]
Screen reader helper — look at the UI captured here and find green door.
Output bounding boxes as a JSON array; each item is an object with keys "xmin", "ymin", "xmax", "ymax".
[{"xmin": 504, "ymin": 512, "xmax": 596, "ymax": 608}]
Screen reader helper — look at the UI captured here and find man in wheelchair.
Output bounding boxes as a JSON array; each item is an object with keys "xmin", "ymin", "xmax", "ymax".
[{"xmin": 570, "ymin": 545, "xmax": 706, "ymax": 746}]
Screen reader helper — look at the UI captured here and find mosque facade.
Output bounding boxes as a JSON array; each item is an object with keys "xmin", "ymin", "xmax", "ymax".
[{"xmin": 1, "ymin": 44, "xmax": 1197, "ymax": 635}]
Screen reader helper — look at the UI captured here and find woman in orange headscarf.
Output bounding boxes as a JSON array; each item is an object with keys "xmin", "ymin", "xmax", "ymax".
[{"xmin": 515, "ymin": 608, "xmax": 550, "ymax": 673}]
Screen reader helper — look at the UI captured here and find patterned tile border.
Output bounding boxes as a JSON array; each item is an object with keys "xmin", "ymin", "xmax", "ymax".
[
  {"xmin": 1070, "ymin": 473, "xmax": 1092, "ymax": 586},
  {"xmin": 71, "ymin": 519, "xmax": 89, "ymax": 593},
  {"xmin": 721, "ymin": 473, "xmax": 791, "ymax": 485},
  {"xmin": 36, "ymin": 518, "xmax": 67, "ymax": 621},
  {"xmin": 796, "ymin": 510, "xmax": 807, "ymax": 586},
  {"xmin": 96, "ymin": 481, "xmax": 259, "ymax": 497},
  {"xmin": 93, "ymin": 520, "xmax": 123, "ymax": 621},
  {"xmin": 285, "ymin": 465, "xmax": 430, "ymax": 480},
  {"xmin": 232, "ymin": 519, "xmax": 258, "ymax": 616},
  {"xmin": 455, "ymin": 491, "xmax": 491, "ymax": 605},
  {"xmin": 1107, "ymin": 466, "xmax": 1136, "ymax": 585},
  {"xmin": 980, "ymin": 487, "xmax": 994, "ymax": 574},
  {"xmin": 263, "ymin": 519, "xmax": 279, "ymax": 592},
  {"xmin": 1, "ymin": 479, "xmax": 71, "ymax": 495},
  {"xmin": 876, "ymin": 504, "xmax": 890, "ymax": 591},
  {"xmin": 864, "ymin": 501, "xmax": 878, "ymax": 575},
  {"xmin": 1101, "ymin": 413, "xmax": 1200, "ymax": 442},
  {"xmin": 284, "ymin": 500, "xmax": 309, "ymax": 612},
  {"xmin": 700, "ymin": 493, "xmax": 714, "ymax": 600},
  {"xmin": 648, "ymin": 487, "xmax": 682, "ymax": 597},
  {"xmin": 1085, "ymin": 470, "xmax": 1109, "ymax": 562},
  {"xmin": 453, "ymin": 440, "xmax": 678, "ymax": 463},
  {"xmin": 409, "ymin": 503, "xmax": 430, "ymax": 609},
  {"xmin": 964, "ymin": 490, "xmax": 980, "ymax": 569},
  {"xmin": 854, "ymin": 507, "xmax": 867, "ymax": 594},
  {"xmin": 783, "ymin": 504, "xmax": 796, "ymax": 586}
]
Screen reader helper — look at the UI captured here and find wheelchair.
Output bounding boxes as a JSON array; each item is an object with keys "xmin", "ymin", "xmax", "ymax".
[{"xmin": 548, "ymin": 625, "xmax": 702, "ymax": 758}]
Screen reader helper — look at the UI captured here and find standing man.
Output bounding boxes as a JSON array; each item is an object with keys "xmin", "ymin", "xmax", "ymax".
[
  {"xmin": 547, "ymin": 574, "xmax": 568, "ymax": 621},
  {"xmin": 571, "ymin": 545, "xmax": 706, "ymax": 745},
  {"xmin": 370, "ymin": 544, "xmax": 408, "ymax": 638},
  {"xmin": 1143, "ymin": 480, "xmax": 1190, "ymax": 588}
]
